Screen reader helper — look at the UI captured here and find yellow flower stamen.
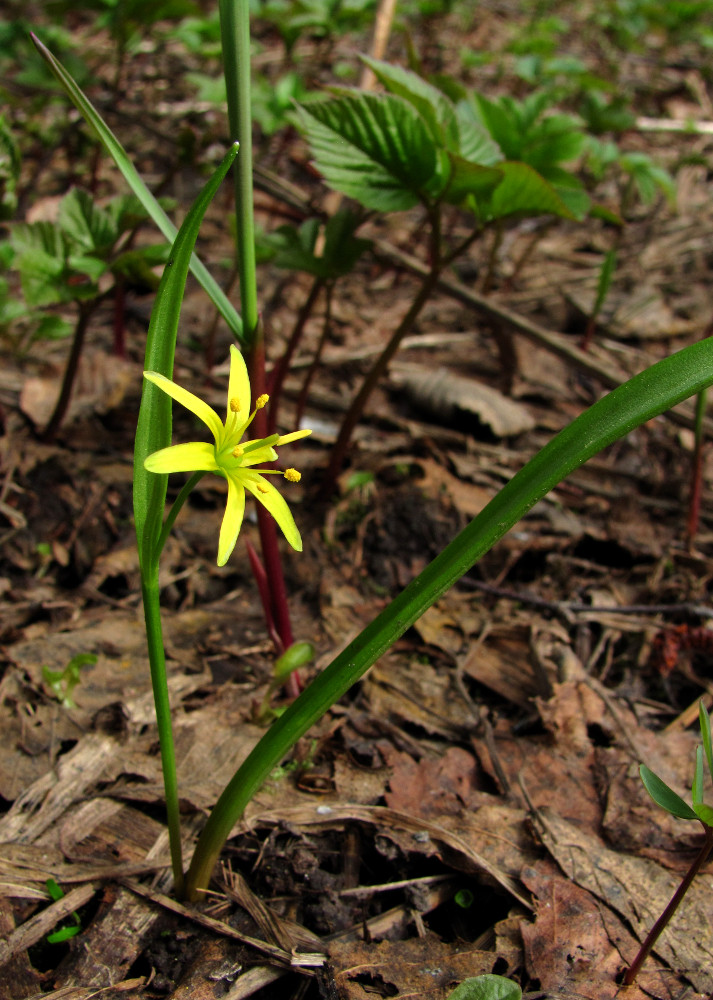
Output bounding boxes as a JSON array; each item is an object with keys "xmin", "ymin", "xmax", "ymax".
[
  {"xmin": 256, "ymin": 393, "xmax": 269, "ymax": 409},
  {"xmin": 230, "ymin": 397, "xmax": 241, "ymax": 413},
  {"xmin": 232, "ymin": 445, "xmax": 244, "ymax": 458},
  {"xmin": 257, "ymin": 483, "xmax": 270, "ymax": 494},
  {"xmin": 284, "ymin": 468, "xmax": 301, "ymax": 483}
]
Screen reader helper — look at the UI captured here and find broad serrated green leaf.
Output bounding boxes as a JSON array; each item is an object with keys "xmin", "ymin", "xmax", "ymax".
[
  {"xmin": 262, "ymin": 210, "xmax": 370, "ymax": 279},
  {"xmin": 294, "ymin": 93, "xmax": 436, "ymax": 212},
  {"xmin": 640, "ymin": 764, "xmax": 698, "ymax": 821},
  {"xmin": 30, "ymin": 33, "xmax": 243, "ymax": 342},
  {"xmin": 360, "ymin": 55, "xmax": 459, "ymax": 149},
  {"xmin": 484, "ymin": 161, "xmax": 576, "ymax": 221},
  {"xmin": 134, "ymin": 143, "xmax": 239, "ymax": 572},
  {"xmin": 525, "ymin": 114, "xmax": 587, "ymax": 173},
  {"xmin": 700, "ymin": 700, "xmax": 713, "ymax": 783},
  {"xmin": 447, "ymin": 975, "xmax": 522, "ymax": 1000},
  {"xmin": 454, "ymin": 104, "xmax": 503, "ymax": 165},
  {"xmin": 58, "ymin": 188, "xmax": 117, "ymax": 254},
  {"xmin": 11, "ymin": 223, "xmax": 75, "ymax": 307},
  {"xmin": 444, "ymin": 154, "xmax": 503, "ymax": 206}
]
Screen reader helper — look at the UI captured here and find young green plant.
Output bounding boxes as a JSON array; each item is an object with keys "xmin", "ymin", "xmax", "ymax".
[{"xmin": 623, "ymin": 700, "xmax": 713, "ymax": 985}]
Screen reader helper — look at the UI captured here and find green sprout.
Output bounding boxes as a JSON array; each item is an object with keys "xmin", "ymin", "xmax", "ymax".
[
  {"xmin": 45, "ymin": 878, "xmax": 82, "ymax": 944},
  {"xmin": 42, "ymin": 653, "xmax": 96, "ymax": 709},
  {"xmin": 624, "ymin": 701, "xmax": 713, "ymax": 985}
]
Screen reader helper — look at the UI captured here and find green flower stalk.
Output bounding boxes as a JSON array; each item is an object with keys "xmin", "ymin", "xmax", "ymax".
[{"xmin": 144, "ymin": 344, "xmax": 311, "ymax": 565}]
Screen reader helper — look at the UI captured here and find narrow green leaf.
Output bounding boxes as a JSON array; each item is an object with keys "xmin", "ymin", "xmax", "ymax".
[
  {"xmin": 133, "ymin": 143, "xmax": 239, "ymax": 572},
  {"xmin": 447, "ymin": 975, "xmax": 522, "ymax": 1000},
  {"xmin": 30, "ymin": 33, "xmax": 243, "ymax": 342},
  {"xmin": 593, "ymin": 248, "xmax": 617, "ymax": 318},
  {"xmin": 294, "ymin": 93, "xmax": 436, "ymax": 211},
  {"xmin": 640, "ymin": 764, "xmax": 697, "ymax": 821},
  {"xmin": 700, "ymin": 700, "xmax": 713, "ymax": 783},
  {"xmin": 692, "ymin": 745, "xmax": 704, "ymax": 807}
]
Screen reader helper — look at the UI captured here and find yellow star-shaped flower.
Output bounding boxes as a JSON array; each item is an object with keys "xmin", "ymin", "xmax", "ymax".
[{"xmin": 143, "ymin": 345, "xmax": 311, "ymax": 565}]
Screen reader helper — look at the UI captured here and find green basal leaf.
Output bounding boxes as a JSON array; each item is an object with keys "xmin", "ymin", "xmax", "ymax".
[
  {"xmin": 134, "ymin": 143, "xmax": 239, "ymax": 573},
  {"xmin": 447, "ymin": 974, "xmax": 522, "ymax": 1000},
  {"xmin": 30, "ymin": 33, "xmax": 243, "ymax": 342},
  {"xmin": 692, "ymin": 745, "xmax": 704, "ymax": 806},
  {"xmin": 58, "ymin": 188, "xmax": 117, "ymax": 254},
  {"xmin": 640, "ymin": 764, "xmax": 697, "ymax": 821},
  {"xmin": 700, "ymin": 700, "xmax": 713, "ymax": 783},
  {"xmin": 294, "ymin": 93, "xmax": 437, "ymax": 212}
]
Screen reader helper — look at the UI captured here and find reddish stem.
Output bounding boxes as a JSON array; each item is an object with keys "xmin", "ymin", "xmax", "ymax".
[
  {"xmin": 623, "ymin": 824, "xmax": 713, "ymax": 986},
  {"xmin": 247, "ymin": 336, "xmax": 301, "ymax": 697}
]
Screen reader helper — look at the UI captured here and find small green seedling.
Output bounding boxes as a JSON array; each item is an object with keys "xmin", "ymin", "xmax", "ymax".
[
  {"xmin": 44, "ymin": 878, "xmax": 81, "ymax": 944},
  {"xmin": 255, "ymin": 641, "xmax": 316, "ymax": 723},
  {"xmin": 446, "ymin": 974, "xmax": 521, "ymax": 1000},
  {"xmin": 42, "ymin": 652, "xmax": 96, "ymax": 709},
  {"xmin": 624, "ymin": 700, "xmax": 713, "ymax": 985}
]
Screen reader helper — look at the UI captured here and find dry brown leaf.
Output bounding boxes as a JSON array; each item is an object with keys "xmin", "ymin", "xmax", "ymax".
[
  {"xmin": 392, "ymin": 365, "xmax": 535, "ymax": 437},
  {"xmin": 20, "ymin": 350, "xmax": 135, "ymax": 430}
]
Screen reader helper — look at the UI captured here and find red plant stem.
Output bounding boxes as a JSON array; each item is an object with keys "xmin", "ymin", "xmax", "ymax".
[
  {"xmin": 319, "ymin": 269, "xmax": 440, "ymax": 498},
  {"xmin": 244, "ymin": 538, "xmax": 280, "ymax": 650},
  {"xmin": 623, "ymin": 824, "xmax": 713, "ymax": 986},
  {"xmin": 319, "ymin": 204, "xmax": 443, "ymax": 498},
  {"xmin": 247, "ymin": 336, "xmax": 300, "ymax": 696}
]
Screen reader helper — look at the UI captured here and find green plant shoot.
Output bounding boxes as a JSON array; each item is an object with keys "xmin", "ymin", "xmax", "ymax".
[{"xmin": 624, "ymin": 700, "xmax": 713, "ymax": 984}]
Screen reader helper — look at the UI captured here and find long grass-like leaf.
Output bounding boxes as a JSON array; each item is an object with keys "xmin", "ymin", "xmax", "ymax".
[
  {"xmin": 185, "ymin": 335, "xmax": 713, "ymax": 897},
  {"xmin": 134, "ymin": 142, "xmax": 239, "ymax": 571},
  {"xmin": 30, "ymin": 33, "xmax": 244, "ymax": 343},
  {"xmin": 700, "ymin": 700, "xmax": 713, "ymax": 784}
]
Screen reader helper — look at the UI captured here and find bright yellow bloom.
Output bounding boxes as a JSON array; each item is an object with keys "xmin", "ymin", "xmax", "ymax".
[{"xmin": 143, "ymin": 345, "xmax": 311, "ymax": 565}]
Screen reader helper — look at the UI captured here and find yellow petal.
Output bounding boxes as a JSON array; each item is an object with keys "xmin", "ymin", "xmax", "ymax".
[
  {"xmin": 145, "ymin": 442, "xmax": 219, "ymax": 474},
  {"xmin": 227, "ymin": 345, "xmax": 251, "ymax": 423},
  {"xmin": 241, "ymin": 472, "xmax": 302, "ymax": 551},
  {"xmin": 217, "ymin": 475, "xmax": 246, "ymax": 566},
  {"xmin": 144, "ymin": 371, "xmax": 223, "ymax": 440},
  {"xmin": 275, "ymin": 429, "xmax": 312, "ymax": 446}
]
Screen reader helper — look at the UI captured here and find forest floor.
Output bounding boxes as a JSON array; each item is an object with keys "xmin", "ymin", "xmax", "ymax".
[{"xmin": 2, "ymin": 3, "xmax": 713, "ymax": 999}]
